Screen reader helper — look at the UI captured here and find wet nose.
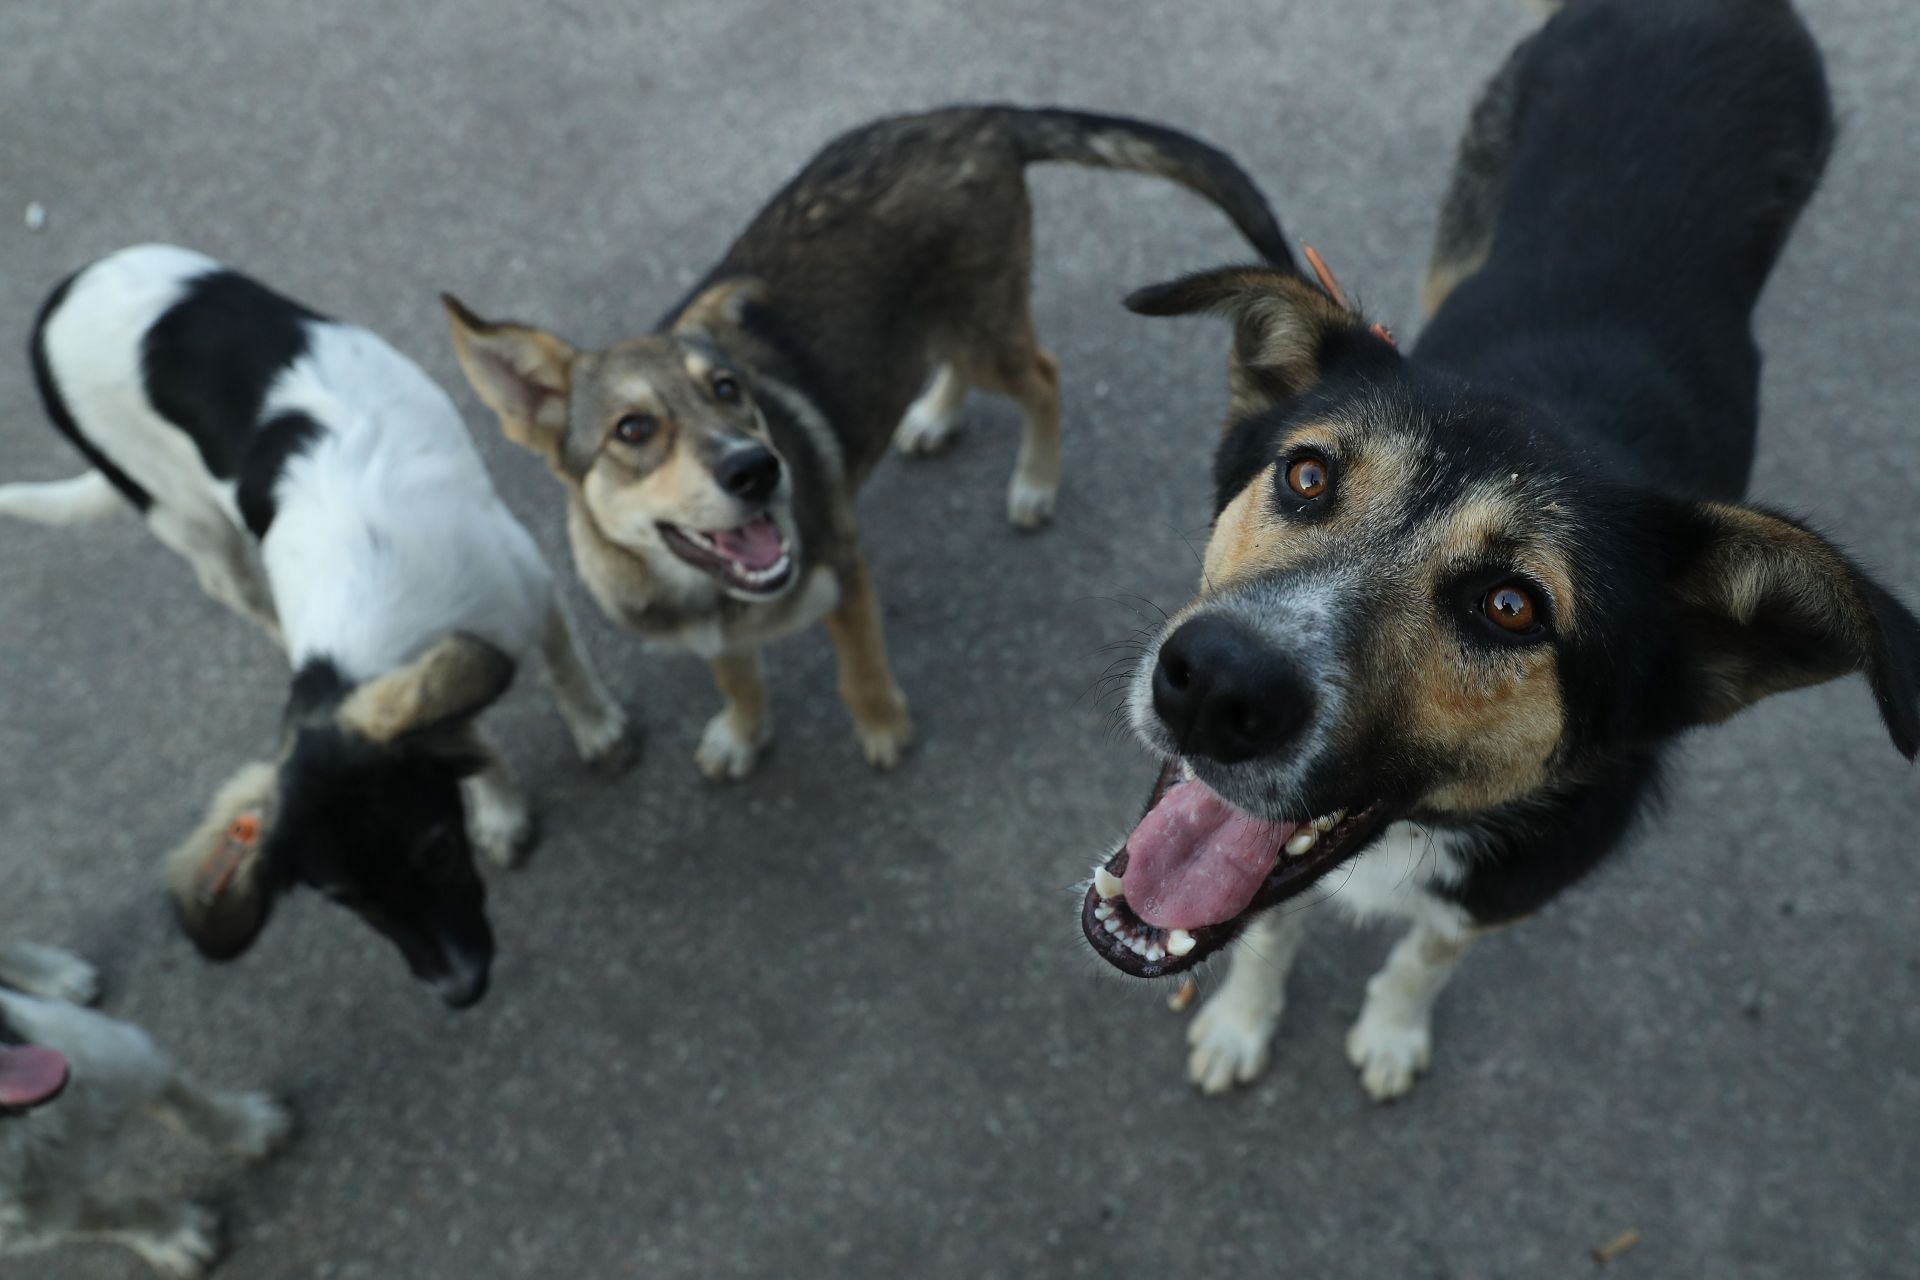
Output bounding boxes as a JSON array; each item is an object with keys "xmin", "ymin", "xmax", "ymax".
[
  {"xmin": 1152, "ymin": 614, "xmax": 1314, "ymax": 763},
  {"xmin": 717, "ymin": 447, "xmax": 781, "ymax": 504}
]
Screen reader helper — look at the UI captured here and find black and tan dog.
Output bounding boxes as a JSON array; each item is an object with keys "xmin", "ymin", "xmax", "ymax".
[
  {"xmin": 444, "ymin": 106, "xmax": 1288, "ymax": 779},
  {"xmin": 1080, "ymin": 0, "xmax": 1919, "ymax": 1099}
]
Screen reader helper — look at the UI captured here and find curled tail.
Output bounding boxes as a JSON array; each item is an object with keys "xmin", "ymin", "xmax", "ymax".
[{"xmin": 997, "ymin": 107, "xmax": 1295, "ymax": 268}]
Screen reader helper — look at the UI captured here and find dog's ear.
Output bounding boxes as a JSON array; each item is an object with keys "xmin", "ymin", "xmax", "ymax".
[
  {"xmin": 442, "ymin": 294, "xmax": 576, "ymax": 461},
  {"xmin": 164, "ymin": 762, "xmax": 281, "ymax": 961},
  {"xmin": 1660, "ymin": 501, "xmax": 1920, "ymax": 758},
  {"xmin": 1125, "ymin": 266, "xmax": 1379, "ymax": 418},
  {"xmin": 336, "ymin": 634, "xmax": 517, "ymax": 745}
]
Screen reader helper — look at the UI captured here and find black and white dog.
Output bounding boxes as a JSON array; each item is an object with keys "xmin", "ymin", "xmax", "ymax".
[
  {"xmin": 0, "ymin": 245, "xmax": 633, "ymax": 1006},
  {"xmin": 1079, "ymin": 0, "xmax": 1919, "ymax": 1098},
  {"xmin": 1, "ymin": 940, "xmax": 291, "ymax": 1277}
]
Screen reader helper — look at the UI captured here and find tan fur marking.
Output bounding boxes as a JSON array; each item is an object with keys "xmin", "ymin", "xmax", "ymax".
[
  {"xmin": 335, "ymin": 635, "xmax": 514, "ymax": 744},
  {"xmin": 1407, "ymin": 642, "xmax": 1565, "ymax": 813},
  {"xmin": 672, "ymin": 277, "xmax": 767, "ymax": 338}
]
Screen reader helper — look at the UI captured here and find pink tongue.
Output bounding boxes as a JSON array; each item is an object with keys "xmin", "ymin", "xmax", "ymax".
[
  {"xmin": 711, "ymin": 516, "xmax": 786, "ymax": 571},
  {"xmin": 0, "ymin": 1045, "xmax": 69, "ymax": 1108},
  {"xmin": 1122, "ymin": 780, "xmax": 1297, "ymax": 930}
]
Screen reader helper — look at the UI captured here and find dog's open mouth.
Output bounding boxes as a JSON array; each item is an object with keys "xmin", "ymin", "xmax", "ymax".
[
  {"xmin": 658, "ymin": 515, "xmax": 794, "ymax": 595},
  {"xmin": 1081, "ymin": 759, "xmax": 1387, "ymax": 977},
  {"xmin": 0, "ymin": 1043, "xmax": 71, "ymax": 1109}
]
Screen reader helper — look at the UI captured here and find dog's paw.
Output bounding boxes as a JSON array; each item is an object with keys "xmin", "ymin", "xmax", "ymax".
[
  {"xmin": 695, "ymin": 713, "xmax": 769, "ymax": 781},
  {"xmin": 894, "ymin": 402, "xmax": 961, "ymax": 456},
  {"xmin": 469, "ymin": 797, "xmax": 536, "ymax": 870},
  {"xmin": 4, "ymin": 943, "xmax": 102, "ymax": 1004},
  {"xmin": 223, "ymin": 1091, "xmax": 296, "ymax": 1160},
  {"xmin": 134, "ymin": 1204, "xmax": 223, "ymax": 1279},
  {"xmin": 1186, "ymin": 990, "xmax": 1282, "ymax": 1095},
  {"xmin": 575, "ymin": 711, "xmax": 639, "ymax": 775},
  {"xmin": 1006, "ymin": 475, "xmax": 1058, "ymax": 529},
  {"xmin": 852, "ymin": 691, "xmax": 912, "ymax": 771},
  {"xmin": 1344, "ymin": 1011, "xmax": 1432, "ymax": 1102}
]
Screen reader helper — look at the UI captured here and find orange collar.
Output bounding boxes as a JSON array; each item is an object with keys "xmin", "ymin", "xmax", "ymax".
[{"xmin": 1303, "ymin": 244, "xmax": 1396, "ymax": 348}]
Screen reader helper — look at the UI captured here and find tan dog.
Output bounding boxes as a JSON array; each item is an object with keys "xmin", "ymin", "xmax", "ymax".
[{"xmin": 445, "ymin": 104, "xmax": 1289, "ymax": 779}]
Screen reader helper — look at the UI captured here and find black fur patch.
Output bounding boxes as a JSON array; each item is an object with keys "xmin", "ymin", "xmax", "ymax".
[
  {"xmin": 141, "ymin": 270, "xmax": 322, "ymax": 481},
  {"xmin": 237, "ymin": 411, "xmax": 323, "ymax": 537},
  {"xmin": 29, "ymin": 271, "xmax": 152, "ymax": 511}
]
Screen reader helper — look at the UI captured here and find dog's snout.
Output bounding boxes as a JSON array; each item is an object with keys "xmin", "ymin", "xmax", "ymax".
[
  {"xmin": 717, "ymin": 447, "xmax": 781, "ymax": 504},
  {"xmin": 1153, "ymin": 615, "xmax": 1313, "ymax": 763}
]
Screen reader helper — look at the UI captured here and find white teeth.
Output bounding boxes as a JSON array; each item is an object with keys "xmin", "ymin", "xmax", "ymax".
[
  {"xmin": 1093, "ymin": 902, "xmax": 1114, "ymax": 921},
  {"xmin": 1166, "ymin": 928, "xmax": 1196, "ymax": 957},
  {"xmin": 1311, "ymin": 813, "xmax": 1336, "ymax": 832},
  {"xmin": 1285, "ymin": 829, "xmax": 1318, "ymax": 857},
  {"xmin": 1144, "ymin": 944, "xmax": 1165, "ymax": 962},
  {"xmin": 1127, "ymin": 935, "xmax": 1150, "ymax": 957},
  {"xmin": 1178, "ymin": 759, "xmax": 1197, "ymax": 782},
  {"xmin": 1093, "ymin": 866, "xmax": 1125, "ymax": 901},
  {"xmin": 1103, "ymin": 917, "xmax": 1123, "ymax": 935}
]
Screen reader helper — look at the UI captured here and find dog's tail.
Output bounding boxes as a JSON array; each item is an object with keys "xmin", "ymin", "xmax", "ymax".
[
  {"xmin": 997, "ymin": 107, "xmax": 1295, "ymax": 269},
  {"xmin": 0, "ymin": 471, "xmax": 127, "ymax": 525}
]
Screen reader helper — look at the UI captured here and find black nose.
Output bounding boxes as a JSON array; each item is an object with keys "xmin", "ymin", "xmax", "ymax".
[
  {"xmin": 717, "ymin": 447, "xmax": 781, "ymax": 503},
  {"xmin": 1152, "ymin": 615, "xmax": 1314, "ymax": 763}
]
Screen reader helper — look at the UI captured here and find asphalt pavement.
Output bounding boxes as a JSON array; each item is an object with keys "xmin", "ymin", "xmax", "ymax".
[{"xmin": 2, "ymin": 0, "xmax": 1916, "ymax": 1276}]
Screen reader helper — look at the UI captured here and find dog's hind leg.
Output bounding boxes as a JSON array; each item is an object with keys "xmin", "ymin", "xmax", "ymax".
[
  {"xmin": 965, "ymin": 334, "xmax": 1060, "ymax": 529},
  {"xmin": 152, "ymin": 1075, "xmax": 294, "ymax": 1160},
  {"xmin": 1345, "ymin": 922, "xmax": 1473, "ymax": 1101},
  {"xmin": 0, "ymin": 940, "xmax": 100, "ymax": 1004},
  {"xmin": 822, "ymin": 550, "xmax": 912, "ymax": 769},
  {"xmin": 1185, "ymin": 907, "xmax": 1311, "ymax": 1094},
  {"xmin": 696, "ymin": 649, "xmax": 774, "ymax": 781},
  {"xmin": 537, "ymin": 600, "xmax": 635, "ymax": 772},
  {"xmin": 145, "ymin": 505, "xmax": 282, "ymax": 647},
  {"xmin": 0, "ymin": 470, "xmax": 127, "ymax": 525},
  {"xmin": 60, "ymin": 1194, "xmax": 223, "ymax": 1279},
  {"xmin": 1421, "ymin": 30, "xmax": 1535, "ymax": 318},
  {"xmin": 893, "ymin": 362, "xmax": 970, "ymax": 456}
]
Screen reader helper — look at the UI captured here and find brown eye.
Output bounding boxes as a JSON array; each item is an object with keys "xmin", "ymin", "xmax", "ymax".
[
  {"xmin": 614, "ymin": 413, "xmax": 658, "ymax": 445},
  {"xmin": 711, "ymin": 375, "xmax": 741, "ymax": 404},
  {"xmin": 1484, "ymin": 584, "xmax": 1538, "ymax": 633},
  {"xmin": 1286, "ymin": 456, "xmax": 1329, "ymax": 499}
]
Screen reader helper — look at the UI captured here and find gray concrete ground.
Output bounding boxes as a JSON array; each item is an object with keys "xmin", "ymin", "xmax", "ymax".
[{"xmin": 3, "ymin": 0, "xmax": 1916, "ymax": 1276}]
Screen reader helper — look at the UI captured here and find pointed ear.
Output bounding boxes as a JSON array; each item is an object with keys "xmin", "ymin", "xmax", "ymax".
[
  {"xmin": 336, "ymin": 634, "xmax": 517, "ymax": 745},
  {"xmin": 441, "ymin": 294, "xmax": 576, "ymax": 461},
  {"xmin": 1663, "ymin": 502, "xmax": 1920, "ymax": 758},
  {"xmin": 1125, "ymin": 265, "xmax": 1378, "ymax": 417},
  {"xmin": 163, "ymin": 762, "xmax": 280, "ymax": 961}
]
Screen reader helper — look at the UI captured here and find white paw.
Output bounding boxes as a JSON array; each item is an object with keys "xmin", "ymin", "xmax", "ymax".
[
  {"xmin": 893, "ymin": 405, "xmax": 960, "ymax": 455},
  {"xmin": 6, "ymin": 943, "xmax": 101, "ymax": 1004},
  {"xmin": 573, "ymin": 709, "xmax": 638, "ymax": 774},
  {"xmin": 1344, "ymin": 1011, "xmax": 1433, "ymax": 1102},
  {"xmin": 135, "ymin": 1204, "xmax": 222, "ymax": 1279},
  {"xmin": 224, "ymin": 1091, "xmax": 296, "ymax": 1160},
  {"xmin": 854, "ymin": 705, "xmax": 913, "ymax": 771},
  {"xmin": 469, "ymin": 798, "xmax": 535, "ymax": 869},
  {"xmin": 1006, "ymin": 474, "xmax": 1058, "ymax": 528},
  {"xmin": 695, "ymin": 713, "xmax": 769, "ymax": 781},
  {"xmin": 1185, "ymin": 990, "xmax": 1283, "ymax": 1095}
]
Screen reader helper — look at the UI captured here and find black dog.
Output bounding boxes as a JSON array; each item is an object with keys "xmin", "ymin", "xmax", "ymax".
[{"xmin": 1079, "ymin": 0, "xmax": 1917, "ymax": 1098}]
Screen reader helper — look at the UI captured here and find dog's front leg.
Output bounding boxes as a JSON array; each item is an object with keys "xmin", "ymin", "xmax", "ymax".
[
  {"xmin": 151, "ymin": 1075, "xmax": 294, "ymax": 1160},
  {"xmin": 1185, "ymin": 907, "xmax": 1311, "ymax": 1094},
  {"xmin": 64, "ymin": 1193, "xmax": 222, "ymax": 1279},
  {"xmin": 538, "ymin": 600, "xmax": 635, "ymax": 773},
  {"xmin": 823, "ymin": 553, "xmax": 912, "ymax": 769},
  {"xmin": 696, "ymin": 650, "xmax": 773, "ymax": 781},
  {"xmin": 1345, "ymin": 922, "xmax": 1474, "ymax": 1101},
  {"xmin": 462, "ymin": 735, "xmax": 536, "ymax": 868}
]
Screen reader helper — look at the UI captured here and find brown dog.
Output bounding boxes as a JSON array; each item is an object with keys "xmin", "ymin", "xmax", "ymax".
[{"xmin": 445, "ymin": 105, "xmax": 1288, "ymax": 779}]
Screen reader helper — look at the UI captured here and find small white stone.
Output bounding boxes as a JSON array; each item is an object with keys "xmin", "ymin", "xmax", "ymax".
[{"xmin": 24, "ymin": 202, "xmax": 47, "ymax": 232}]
